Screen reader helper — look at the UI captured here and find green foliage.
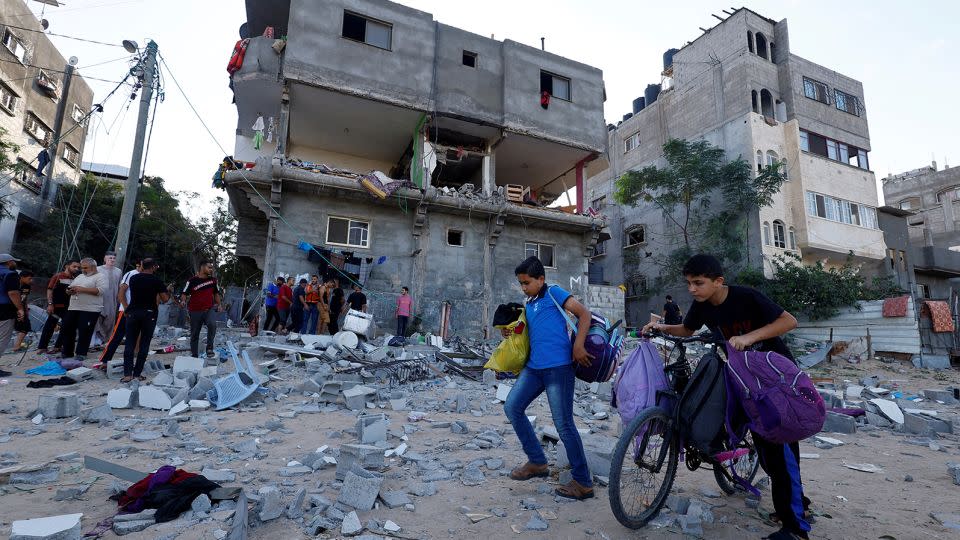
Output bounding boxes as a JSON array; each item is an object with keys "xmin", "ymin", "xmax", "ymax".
[
  {"xmin": 190, "ymin": 194, "xmax": 258, "ymax": 286},
  {"xmin": 736, "ymin": 252, "xmax": 905, "ymax": 320},
  {"xmin": 614, "ymin": 138, "xmax": 787, "ymax": 292}
]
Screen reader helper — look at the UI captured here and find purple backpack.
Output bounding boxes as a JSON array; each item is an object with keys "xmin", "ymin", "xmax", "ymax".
[
  {"xmin": 614, "ymin": 341, "xmax": 670, "ymax": 426},
  {"xmin": 724, "ymin": 345, "xmax": 826, "ymax": 444}
]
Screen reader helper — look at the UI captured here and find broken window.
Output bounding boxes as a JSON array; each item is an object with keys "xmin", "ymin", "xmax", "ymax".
[
  {"xmin": 802, "ymin": 77, "xmax": 830, "ymax": 104},
  {"xmin": 625, "ymin": 274, "xmax": 648, "ymax": 298},
  {"xmin": 760, "ymin": 89, "xmax": 774, "ymax": 119},
  {"xmin": 2, "ymin": 29, "xmax": 25, "ymax": 64},
  {"xmin": 0, "ymin": 81, "xmax": 16, "ymax": 114},
  {"xmin": 756, "ymin": 150, "xmax": 763, "ymax": 173},
  {"xmin": 751, "ymin": 90, "xmax": 758, "ymax": 113},
  {"xmin": 801, "ymin": 129, "xmax": 870, "ymax": 170},
  {"xmin": 624, "ymin": 132, "xmax": 640, "ymax": 153},
  {"xmin": 592, "ymin": 241, "xmax": 607, "ymax": 257},
  {"xmin": 61, "ymin": 143, "xmax": 79, "ymax": 168},
  {"xmin": 762, "ymin": 221, "xmax": 771, "ymax": 246},
  {"xmin": 773, "ymin": 220, "xmax": 786, "ymax": 248},
  {"xmin": 755, "ymin": 32, "xmax": 768, "ymax": 60},
  {"xmin": 71, "ymin": 103, "xmax": 85, "ymax": 124},
  {"xmin": 591, "ymin": 196, "xmax": 606, "ymax": 211},
  {"xmin": 834, "ymin": 89, "xmax": 861, "ymax": 116},
  {"xmin": 624, "ymin": 226, "xmax": 645, "ymax": 246},
  {"xmin": 327, "ymin": 216, "xmax": 369, "ymax": 248},
  {"xmin": 747, "ymin": 31, "xmax": 754, "ymax": 53},
  {"xmin": 918, "ymin": 283, "xmax": 930, "ymax": 298},
  {"xmin": 342, "ymin": 11, "xmax": 392, "ymax": 50},
  {"xmin": 936, "ymin": 187, "xmax": 960, "ymax": 203},
  {"xmin": 788, "ymin": 227, "xmax": 797, "ymax": 250},
  {"xmin": 525, "ymin": 242, "xmax": 555, "ymax": 268},
  {"xmin": 462, "ymin": 50, "xmax": 477, "ymax": 68},
  {"xmin": 24, "ymin": 112, "xmax": 50, "ymax": 144},
  {"xmin": 540, "ymin": 70, "xmax": 571, "ymax": 101},
  {"xmin": 447, "ymin": 229, "xmax": 464, "ymax": 247},
  {"xmin": 899, "ymin": 197, "xmax": 920, "ymax": 210}
]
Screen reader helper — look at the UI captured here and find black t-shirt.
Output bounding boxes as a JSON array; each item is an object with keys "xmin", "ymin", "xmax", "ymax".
[
  {"xmin": 0, "ymin": 270, "xmax": 20, "ymax": 320},
  {"xmin": 127, "ymin": 273, "xmax": 167, "ymax": 311},
  {"xmin": 683, "ymin": 285, "xmax": 794, "ymax": 361},
  {"xmin": 292, "ymin": 285, "xmax": 306, "ymax": 310},
  {"xmin": 347, "ymin": 291, "xmax": 367, "ymax": 311},
  {"xmin": 663, "ymin": 301, "xmax": 682, "ymax": 324}
]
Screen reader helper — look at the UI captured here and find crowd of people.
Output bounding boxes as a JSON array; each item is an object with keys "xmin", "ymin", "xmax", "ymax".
[{"xmin": 261, "ymin": 274, "xmax": 381, "ymax": 337}]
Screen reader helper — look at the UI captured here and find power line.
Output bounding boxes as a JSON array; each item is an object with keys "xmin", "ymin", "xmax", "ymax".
[
  {"xmin": 0, "ymin": 21, "xmax": 124, "ymax": 48},
  {"xmin": 0, "ymin": 56, "xmax": 124, "ymax": 83}
]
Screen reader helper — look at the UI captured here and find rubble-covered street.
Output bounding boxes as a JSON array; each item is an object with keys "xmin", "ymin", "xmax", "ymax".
[{"xmin": 1, "ymin": 330, "xmax": 958, "ymax": 539}]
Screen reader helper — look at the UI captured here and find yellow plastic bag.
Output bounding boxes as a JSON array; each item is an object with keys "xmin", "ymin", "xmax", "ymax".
[{"xmin": 484, "ymin": 310, "xmax": 529, "ymax": 375}]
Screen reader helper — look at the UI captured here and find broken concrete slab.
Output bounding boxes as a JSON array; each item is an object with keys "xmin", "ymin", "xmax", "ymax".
[
  {"xmin": 83, "ymin": 455, "xmax": 148, "ymax": 483},
  {"xmin": 37, "ymin": 393, "xmax": 79, "ymax": 419},
  {"xmin": 343, "ymin": 385, "xmax": 376, "ymax": 410},
  {"xmin": 107, "ymin": 388, "xmax": 136, "ymax": 409},
  {"xmin": 168, "ymin": 401, "xmax": 189, "ymax": 416},
  {"xmin": 341, "ymin": 510, "xmax": 362, "ymax": 536},
  {"xmin": 870, "ymin": 398, "xmax": 904, "ymax": 425},
  {"xmin": 189, "ymin": 399, "xmax": 210, "ymax": 411},
  {"xmin": 200, "ymin": 468, "xmax": 236, "ymax": 483},
  {"xmin": 173, "ymin": 356, "xmax": 205, "ymax": 375},
  {"xmin": 495, "ymin": 384, "xmax": 512, "ymax": 402},
  {"xmin": 379, "ymin": 490, "xmax": 412, "ymax": 509},
  {"xmin": 138, "ymin": 386, "xmax": 173, "ymax": 410},
  {"xmin": 65, "ymin": 366, "xmax": 94, "ymax": 382},
  {"xmin": 337, "ymin": 470, "xmax": 383, "ymax": 511},
  {"xmin": 113, "ymin": 519, "xmax": 153, "ymax": 535},
  {"xmin": 356, "ymin": 413, "xmax": 388, "ymax": 444},
  {"xmin": 286, "ymin": 488, "xmax": 306, "ymax": 519},
  {"xmin": 10, "ymin": 513, "xmax": 83, "ymax": 540},
  {"xmin": 258, "ymin": 486, "xmax": 283, "ymax": 521},
  {"xmin": 336, "ymin": 444, "xmax": 384, "ymax": 480},
  {"xmin": 79, "ymin": 403, "xmax": 114, "ymax": 424},
  {"xmin": 821, "ymin": 411, "xmax": 857, "ymax": 434},
  {"xmin": 10, "ymin": 467, "xmax": 60, "ymax": 485}
]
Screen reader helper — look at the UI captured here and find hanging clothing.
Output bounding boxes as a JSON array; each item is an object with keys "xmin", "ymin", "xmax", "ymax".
[
  {"xmin": 266, "ymin": 117, "xmax": 275, "ymax": 143},
  {"xmin": 358, "ymin": 258, "xmax": 371, "ymax": 285},
  {"xmin": 226, "ymin": 39, "xmax": 250, "ymax": 75},
  {"xmin": 252, "ymin": 115, "xmax": 265, "ymax": 150},
  {"xmin": 36, "ymin": 150, "xmax": 50, "ymax": 176}
]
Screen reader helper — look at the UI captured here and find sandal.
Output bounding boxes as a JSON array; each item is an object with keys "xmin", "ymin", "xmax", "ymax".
[
  {"xmin": 509, "ymin": 462, "xmax": 549, "ymax": 481},
  {"xmin": 137, "ymin": 376, "xmax": 147, "ymax": 381},
  {"xmin": 120, "ymin": 376, "xmax": 134, "ymax": 383},
  {"xmin": 555, "ymin": 479, "xmax": 594, "ymax": 500}
]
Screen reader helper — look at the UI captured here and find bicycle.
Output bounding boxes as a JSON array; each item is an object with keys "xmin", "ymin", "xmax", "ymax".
[{"xmin": 608, "ymin": 330, "xmax": 761, "ymax": 529}]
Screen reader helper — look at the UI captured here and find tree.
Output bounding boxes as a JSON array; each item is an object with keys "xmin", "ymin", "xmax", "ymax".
[
  {"xmin": 191, "ymin": 195, "xmax": 258, "ymax": 286},
  {"xmin": 0, "ymin": 126, "xmax": 24, "ymax": 219},
  {"xmin": 614, "ymin": 138, "xmax": 786, "ymax": 289}
]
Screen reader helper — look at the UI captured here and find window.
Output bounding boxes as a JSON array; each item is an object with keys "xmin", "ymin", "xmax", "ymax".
[
  {"xmin": 834, "ymin": 89, "xmax": 861, "ymax": 116},
  {"xmin": 799, "ymin": 129, "xmax": 870, "ymax": 170},
  {"xmin": 326, "ymin": 216, "xmax": 369, "ymax": 248},
  {"xmin": 899, "ymin": 197, "xmax": 920, "ymax": 210},
  {"xmin": 805, "ymin": 191, "xmax": 879, "ymax": 229},
  {"xmin": 765, "ymin": 150, "xmax": 779, "ymax": 168},
  {"xmin": 24, "ymin": 112, "xmax": 50, "ymax": 144},
  {"xmin": 14, "ymin": 158, "xmax": 41, "ymax": 193},
  {"xmin": 756, "ymin": 150, "xmax": 763, "ymax": 173},
  {"xmin": 762, "ymin": 222, "xmax": 771, "ymax": 246},
  {"xmin": 802, "ymin": 77, "xmax": 830, "ymax": 104},
  {"xmin": 751, "ymin": 90, "xmax": 758, "ymax": 113},
  {"xmin": 592, "ymin": 240, "xmax": 607, "ymax": 257},
  {"xmin": 525, "ymin": 242, "xmax": 555, "ymax": 267},
  {"xmin": 799, "ymin": 130, "xmax": 809, "ymax": 152},
  {"xmin": 898, "ymin": 250, "xmax": 907, "ymax": 272},
  {"xmin": 773, "ymin": 220, "xmax": 786, "ymax": 248},
  {"xmin": 747, "ymin": 31, "xmax": 754, "ymax": 53},
  {"xmin": 625, "ymin": 274, "xmax": 648, "ymax": 298},
  {"xmin": 342, "ymin": 11, "xmax": 392, "ymax": 50},
  {"xmin": 0, "ymin": 82, "xmax": 16, "ymax": 114},
  {"xmin": 624, "ymin": 132, "xmax": 640, "ymax": 153},
  {"xmin": 446, "ymin": 229, "xmax": 463, "ymax": 247},
  {"xmin": 788, "ymin": 227, "xmax": 797, "ymax": 250},
  {"xmin": 591, "ymin": 196, "xmax": 606, "ymax": 212},
  {"xmin": 2, "ymin": 30, "xmax": 26, "ymax": 64},
  {"xmin": 826, "ymin": 139, "xmax": 838, "ymax": 161},
  {"xmin": 61, "ymin": 143, "xmax": 79, "ymax": 167},
  {"xmin": 937, "ymin": 187, "xmax": 960, "ymax": 203},
  {"xmin": 755, "ymin": 32, "xmax": 768, "ymax": 60},
  {"xmin": 625, "ymin": 225, "xmax": 646, "ymax": 246},
  {"xmin": 462, "ymin": 50, "xmax": 477, "ymax": 68},
  {"xmin": 71, "ymin": 104, "xmax": 85, "ymax": 124},
  {"xmin": 918, "ymin": 283, "xmax": 930, "ymax": 299},
  {"xmin": 36, "ymin": 70, "xmax": 58, "ymax": 98},
  {"xmin": 540, "ymin": 70, "xmax": 571, "ymax": 101},
  {"xmin": 760, "ymin": 89, "xmax": 774, "ymax": 118}
]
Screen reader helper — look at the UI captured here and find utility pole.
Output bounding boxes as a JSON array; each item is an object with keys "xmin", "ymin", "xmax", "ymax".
[
  {"xmin": 41, "ymin": 59, "xmax": 75, "ymax": 201},
  {"xmin": 115, "ymin": 40, "xmax": 158, "ymax": 270}
]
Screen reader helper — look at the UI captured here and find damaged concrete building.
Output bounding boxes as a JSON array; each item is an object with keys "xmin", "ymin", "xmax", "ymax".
[
  {"xmin": 586, "ymin": 8, "xmax": 883, "ymax": 326},
  {"xmin": 223, "ymin": 0, "xmax": 617, "ymax": 337}
]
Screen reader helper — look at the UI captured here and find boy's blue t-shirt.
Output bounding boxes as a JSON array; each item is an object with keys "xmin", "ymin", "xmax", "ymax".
[
  {"xmin": 265, "ymin": 283, "xmax": 280, "ymax": 307},
  {"xmin": 525, "ymin": 285, "xmax": 572, "ymax": 369}
]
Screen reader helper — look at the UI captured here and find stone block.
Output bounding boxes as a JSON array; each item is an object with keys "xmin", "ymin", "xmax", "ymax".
[
  {"xmin": 11, "ymin": 513, "xmax": 83, "ymax": 540},
  {"xmin": 107, "ymin": 388, "xmax": 135, "ymax": 409},
  {"xmin": 356, "ymin": 413, "xmax": 388, "ymax": 444},
  {"xmin": 912, "ymin": 355, "xmax": 952, "ymax": 370},
  {"xmin": 112, "ymin": 519, "xmax": 153, "ymax": 535},
  {"xmin": 37, "ymin": 393, "xmax": 79, "ymax": 419},
  {"xmin": 337, "ymin": 470, "xmax": 383, "ymax": 511},
  {"xmin": 152, "ymin": 371, "xmax": 174, "ymax": 386},
  {"xmin": 10, "ymin": 467, "xmax": 59, "ymax": 485},
  {"xmin": 189, "ymin": 400, "xmax": 210, "ymax": 410},
  {"xmin": 482, "ymin": 369, "xmax": 497, "ymax": 386},
  {"xmin": 138, "ymin": 386, "xmax": 173, "ymax": 410},
  {"xmin": 343, "ymin": 385, "xmax": 376, "ymax": 410},
  {"xmin": 142, "ymin": 359, "xmax": 165, "ymax": 374},
  {"xmin": 200, "ymin": 468, "xmax": 236, "ymax": 482},
  {"xmin": 106, "ymin": 360, "xmax": 124, "ymax": 379},
  {"xmin": 556, "ymin": 436, "xmax": 616, "ymax": 476},
  {"xmin": 189, "ymin": 377, "xmax": 214, "ymax": 401},
  {"xmin": 336, "ymin": 444, "xmax": 384, "ymax": 480},
  {"xmin": 286, "ymin": 488, "xmax": 306, "ymax": 519},
  {"xmin": 319, "ymin": 382, "xmax": 343, "ymax": 403},
  {"xmin": 379, "ymin": 490, "xmax": 411, "ymax": 509},
  {"xmin": 65, "ymin": 367, "xmax": 93, "ymax": 382},
  {"xmin": 80, "ymin": 404, "xmax": 114, "ymax": 424},
  {"xmin": 923, "ymin": 388, "xmax": 959, "ymax": 405},
  {"xmin": 191, "ymin": 494, "xmax": 212, "ymax": 513},
  {"xmin": 821, "ymin": 411, "xmax": 857, "ymax": 434},
  {"xmin": 903, "ymin": 412, "xmax": 953, "ymax": 435},
  {"xmin": 496, "ymin": 383, "xmax": 512, "ymax": 402},
  {"xmin": 258, "ymin": 486, "xmax": 283, "ymax": 521},
  {"xmin": 341, "ymin": 510, "xmax": 362, "ymax": 536},
  {"xmin": 173, "ymin": 356, "xmax": 204, "ymax": 375},
  {"xmin": 389, "ymin": 398, "xmax": 408, "ymax": 411}
]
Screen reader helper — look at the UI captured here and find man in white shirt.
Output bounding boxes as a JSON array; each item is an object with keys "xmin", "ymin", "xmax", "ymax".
[
  {"xmin": 59, "ymin": 258, "xmax": 107, "ymax": 362},
  {"xmin": 96, "ymin": 258, "xmax": 141, "ymax": 367}
]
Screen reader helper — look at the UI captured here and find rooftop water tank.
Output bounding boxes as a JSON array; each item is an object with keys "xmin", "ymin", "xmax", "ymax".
[
  {"xmin": 663, "ymin": 48, "xmax": 680, "ymax": 71},
  {"xmin": 607, "ymin": 124, "xmax": 616, "ymax": 131},
  {"xmin": 632, "ymin": 97, "xmax": 646, "ymax": 114},
  {"xmin": 622, "ymin": 112, "xmax": 633, "ymax": 121},
  {"xmin": 644, "ymin": 84, "xmax": 661, "ymax": 106}
]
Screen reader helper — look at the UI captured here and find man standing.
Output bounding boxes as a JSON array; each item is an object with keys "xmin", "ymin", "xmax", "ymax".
[
  {"xmin": 662, "ymin": 294, "xmax": 683, "ymax": 325},
  {"xmin": 0, "ymin": 253, "xmax": 26, "ymax": 374},
  {"xmin": 302, "ymin": 275, "xmax": 321, "ymax": 335},
  {"xmin": 264, "ymin": 276, "xmax": 282, "ymax": 332},
  {"xmin": 37, "ymin": 260, "xmax": 79, "ymax": 354},
  {"xmin": 122, "ymin": 258, "xmax": 169, "ymax": 382},
  {"xmin": 277, "ymin": 276, "xmax": 293, "ymax": 333},
  {"xmin": 11, "ymin": 270, "xmax": 34, "ymax": 352},
  {"xmin": 97, "ymin": 259, "xmax": 141, "ymax": 366},
  {"xmin": 180, "ymin": 260, "xmax": 221, "ymax": 358},
  {"xmin": 290, "ymin": 278, "xmax": 307, "ymax": 335},
  {"xmin": 59, "ymin": 258, "xmax": 107, "ymax": 362},
  {"xmin": 346, "ymin": 284, "xmax": 367, "ymax": 313},
  {"xmin": 95, "ymin": 252, "xmax": 123, "ymax": 347}
]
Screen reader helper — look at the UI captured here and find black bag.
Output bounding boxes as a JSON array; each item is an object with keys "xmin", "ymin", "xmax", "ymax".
[
  {"xmin": 676, "ymin": 351, "xmax": 727, "ymax": 455},
  {"xmin": 493, "ymin": 303, "xmax": 524, "ymax": 327}
]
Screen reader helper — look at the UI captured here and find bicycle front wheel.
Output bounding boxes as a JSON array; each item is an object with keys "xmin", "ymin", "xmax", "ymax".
[{"xmin": 608, "ymin": 407, "xmax": 679, "ymax": 529}]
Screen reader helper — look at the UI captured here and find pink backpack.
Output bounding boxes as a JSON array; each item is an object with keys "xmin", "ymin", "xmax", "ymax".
[{"xmin": 724, "ymin": 345, "xmax": 825, "ymax": 444}]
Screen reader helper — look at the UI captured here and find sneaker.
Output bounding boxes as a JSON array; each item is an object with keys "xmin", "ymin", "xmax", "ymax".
[
  {"xmin": 206, "ymin": 350, "xmax": 216, "ymax": 359},
  {"xmin": 0, "ymin": 369, "xmax": 11, "ymax": 377}
]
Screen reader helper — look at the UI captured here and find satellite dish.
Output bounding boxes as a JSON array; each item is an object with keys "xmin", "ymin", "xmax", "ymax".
[
  {"xmin": 122, "ymin": 40, "xmax": 139, "ymax": 53},
  {"xmin": 68, "ymin": 56, "xmax": 78, "ymax": 66},
  {"xmin": 40, "ymin": 19, "xmax": 49, "ymax": 30}
]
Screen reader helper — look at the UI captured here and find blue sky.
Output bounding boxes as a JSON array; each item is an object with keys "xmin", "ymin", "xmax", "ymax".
[{"xmin": 20, "ymin": 0, "xmax": 959, "ymax": 212}]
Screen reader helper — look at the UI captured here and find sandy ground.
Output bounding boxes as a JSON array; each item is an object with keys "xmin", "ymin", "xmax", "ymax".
[{"xmin": 0, "ymin": 345, "xmax": 959, "ymax": 540}]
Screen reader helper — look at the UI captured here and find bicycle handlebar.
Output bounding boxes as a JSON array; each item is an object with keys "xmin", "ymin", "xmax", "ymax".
[{"xmin": 643, "ymin": 329, "xmax": 725, "ymax": 346}]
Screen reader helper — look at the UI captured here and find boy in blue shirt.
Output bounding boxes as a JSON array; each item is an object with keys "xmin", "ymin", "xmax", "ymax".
[
  {"xmin": 503, "ymin": 256, "xmax": 596, "ymax": 500},
  {"xmin": 643, "ymin": 254, "xmax": 810, "ymax": 540}
]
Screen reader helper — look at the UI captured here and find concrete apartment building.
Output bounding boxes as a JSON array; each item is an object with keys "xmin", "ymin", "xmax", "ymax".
[
  {"xmin": 586, "ymin": 8, "xmax": 883, "ymax": 326},
  {"xmin": 0, "ymin": 0, "xmax": 93, "ymax": 252},
  {"xmin": 223, "ymin": 0, "xmax": 619, "ymax": 337},
  {"xmin": 882, "ymin": 163, "xmax": 960, "ymax": 249}
]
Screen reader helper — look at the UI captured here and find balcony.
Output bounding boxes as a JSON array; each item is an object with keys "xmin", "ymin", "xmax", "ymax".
[{"xmin": 799, "ymin": 216, "xmax": 886, "ymax": 261}]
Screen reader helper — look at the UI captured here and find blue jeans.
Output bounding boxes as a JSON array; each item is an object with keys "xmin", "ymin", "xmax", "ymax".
[
  {"xmin": 504, "ymin": 363, "xmax": 592, "ymax": 486},
  {"xmin": 302, "ymin": 304, "xmax": 319, "ymax": 334}
]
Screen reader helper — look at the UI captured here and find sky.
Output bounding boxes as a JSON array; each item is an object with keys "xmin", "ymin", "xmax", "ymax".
[{"xmin": 18, "ymin": 0, "xmax": 960, "ymax": 214}]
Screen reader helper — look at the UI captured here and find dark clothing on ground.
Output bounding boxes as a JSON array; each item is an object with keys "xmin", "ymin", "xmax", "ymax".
[
  {"xmin": 189, "ymin": 309, "xmax": 217, "ymax": 356},
  {"xmin": 26, "ymin": 376, "xmax": 77, "ymax": 388},
  {"xmin": 347, "ymin": 291, "xmax": 367, "ymax": 311},
  {"xmin": 663, "ymin": 300, "xmax": 682, "ymax": 325},
  {"xmin": 682, "ymin": 285, "xmax": 794, "ymax": 360},
  {"xmin": 59, "ymin": 310, "xmax": 99, "ymax": 358},
  {"xmin": 113, "ymin": 465, "xmax": 221, "ymax": 523}
]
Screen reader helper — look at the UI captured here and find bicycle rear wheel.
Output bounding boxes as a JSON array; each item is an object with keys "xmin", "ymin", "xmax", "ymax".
[
  {"xmin": 608, "ymin": 407, "xmax": 679, "ymax": 529},
  {"xmin": 713, "ymin": 431, "xmax": 761, "ymax": 495}
]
